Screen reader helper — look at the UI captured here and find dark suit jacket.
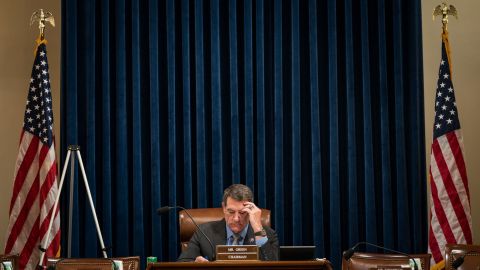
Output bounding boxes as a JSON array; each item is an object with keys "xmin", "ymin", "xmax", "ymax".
[{"xmin": 177, "ymin": 219, "xmax": 279, "ymax": 261}]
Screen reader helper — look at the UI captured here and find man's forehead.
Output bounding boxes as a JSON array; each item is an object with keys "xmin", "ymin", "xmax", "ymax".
[{"xmin": 225, "ymin": 198, "xmax": 248, "ymax": 208}]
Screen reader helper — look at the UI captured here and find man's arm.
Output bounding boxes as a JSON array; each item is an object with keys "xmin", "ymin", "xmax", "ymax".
[
  {"xmin": 259, "ymin": 226, "xmax": 279, "ymax": 261},
  {"xmin": 177, "ymin": 229, "xmax": 207, "ymax": 262},
  {"xmin": 242, "ymin": 202, "xmax": 279, "ymax": 261}
]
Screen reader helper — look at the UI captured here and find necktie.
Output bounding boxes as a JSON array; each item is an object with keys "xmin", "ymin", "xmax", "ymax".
[{"xmin": 232, "ymin": 234, "xmax": 241, "ymax": 245}]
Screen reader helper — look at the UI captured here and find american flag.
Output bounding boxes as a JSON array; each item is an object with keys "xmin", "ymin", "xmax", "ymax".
[
  {"xmin": 4, "ymin": 42, "xmax": 60, "ymax": 270},
  {"xmin": 428, "ymin": 37, "xmax": 473, "ymax": 267}
]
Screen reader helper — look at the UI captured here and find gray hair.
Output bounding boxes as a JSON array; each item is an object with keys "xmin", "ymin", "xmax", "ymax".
[{"xmin": 222, "ymin": 184, "xmax": 254, "ymax": 205}]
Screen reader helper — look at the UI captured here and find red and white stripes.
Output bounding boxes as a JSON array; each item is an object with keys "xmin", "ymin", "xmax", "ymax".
[
  {"xmin": 428, "ymin": 130, "xmax": 472, "ymax": 265},
  {"xmin": 4, "ymin": 132, "xmax": 60, "ymax": 270}
]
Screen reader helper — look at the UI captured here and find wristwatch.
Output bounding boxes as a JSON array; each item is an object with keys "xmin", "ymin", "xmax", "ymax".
[{"xmin": 254, "ymin": 228, "xmax": 267, "ymax": 237}]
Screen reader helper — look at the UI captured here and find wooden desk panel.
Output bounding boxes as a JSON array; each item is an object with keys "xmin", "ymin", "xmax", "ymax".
[{"xmin": 147, "ymin": 260, "xmax": 333, "ymax": 270}]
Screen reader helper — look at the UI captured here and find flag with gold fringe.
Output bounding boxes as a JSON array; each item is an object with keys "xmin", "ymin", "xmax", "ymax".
[
  {"xmin": 427, "ymin": 33, "xmax": 473, "ymax": 270},
  {"xmin": 4, "ymin": 39, "xmax": 60, "ymax": 270}
]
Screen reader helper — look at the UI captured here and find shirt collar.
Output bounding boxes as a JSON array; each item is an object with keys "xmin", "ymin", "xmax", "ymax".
[{"xmin": 226, "ymin": 223, "xmax": 249, "ymax": 241}]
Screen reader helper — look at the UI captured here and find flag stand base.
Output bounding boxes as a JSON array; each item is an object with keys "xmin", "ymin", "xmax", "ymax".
[{"xmin": 37, "ymin": 145, "xmax": 108, "ymax": 268}]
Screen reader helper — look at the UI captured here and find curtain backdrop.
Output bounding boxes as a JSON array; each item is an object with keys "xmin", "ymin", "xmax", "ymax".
[{"xmin": 60, "ymin": 0, "xmax": 427, "ymax": 267}]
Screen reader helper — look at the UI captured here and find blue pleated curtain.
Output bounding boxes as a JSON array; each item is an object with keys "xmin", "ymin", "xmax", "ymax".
[{"xmin": 60, "ymin": 0, "xmax": 427, "ymax": 268}]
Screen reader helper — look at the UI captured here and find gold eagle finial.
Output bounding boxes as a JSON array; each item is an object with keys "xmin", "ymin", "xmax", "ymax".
[
  {"xmin": 30, "ymin": 9, "xmax": 55, "ymax": 40},
  {"xmin": 433, "ymin": 2, "xmax": 458, "ymax": 33}
]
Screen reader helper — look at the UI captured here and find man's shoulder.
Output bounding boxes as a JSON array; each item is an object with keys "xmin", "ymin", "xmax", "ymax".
[{"xmin": 198, "ymin": 219, "xmax": 225, "ymax": 230}]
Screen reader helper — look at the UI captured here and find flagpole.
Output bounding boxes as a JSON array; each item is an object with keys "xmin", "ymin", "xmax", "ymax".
[
  {"xmin": 429, "ymin": 3, "xmax": 465, "ymax": 270},
  {"xmin": 30, "ymin": 9, "xmax": 58, "ymax": 270}
]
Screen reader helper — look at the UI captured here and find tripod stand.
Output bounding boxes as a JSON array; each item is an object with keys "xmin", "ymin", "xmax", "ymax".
[{"xmin": 38, "ymin": 145, "xmax": 108, "ymax": 268}]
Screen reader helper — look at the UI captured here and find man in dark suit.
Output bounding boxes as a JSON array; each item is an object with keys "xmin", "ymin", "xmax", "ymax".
[{"xmin": 177, "ymin": 184, "xmax": 279, "ymax": 262}]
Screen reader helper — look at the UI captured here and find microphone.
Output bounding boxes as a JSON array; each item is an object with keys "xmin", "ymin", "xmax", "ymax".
[
  {"xmin": 156, "ymin": 206, "xmax": 175, "ymax": 215},
  {"xmin": 343, "ymin": 242, "xmax": 419, "ymax": 270},
  {"xmin": 157, "ymin": 205, "xmax": 216, "ymax": 261},
  {"xmin": 451, "ymin": 250, "xmax": 480, "ymax": 269},
  {"xmin": 343, "ymin": 242, "xmax": 363, "ymax": 261}
]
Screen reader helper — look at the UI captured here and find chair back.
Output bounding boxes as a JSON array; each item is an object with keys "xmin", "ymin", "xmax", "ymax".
[
  {"xmin": 179, "ymin": 207, "xmax": 271, "ymax": 251},
  {"xmin": 47, "ymin": 257, "xmax": 140, "ymax": 270},
  {"xmin": 445, "ymin": 243, "xmax": 480, "ymax": 270},
  {"xmin": 341, "ymin": 252, "xmax": 431, "ymax": 270},
  {"xmin": 0, "ymin": 254, "xmax": 19, "ymax": 270},
  {"xmin": 51, "ymin": 258, "xmax": 114, "ymax": 270}
]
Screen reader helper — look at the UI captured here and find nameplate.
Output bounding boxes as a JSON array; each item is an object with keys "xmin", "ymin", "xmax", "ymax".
[{"xmin": 216, "ymin": 245, "xmax": 259, "ymax": 261}]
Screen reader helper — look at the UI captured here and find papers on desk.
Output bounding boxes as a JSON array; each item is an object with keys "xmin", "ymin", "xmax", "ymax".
[
  {"xmin": 113, "ymin": 260, "xmax": 124, "ymax": 270},
  {"xmin": 0, "ymin": 261, "xmax": 12, "ymax": 270}
]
